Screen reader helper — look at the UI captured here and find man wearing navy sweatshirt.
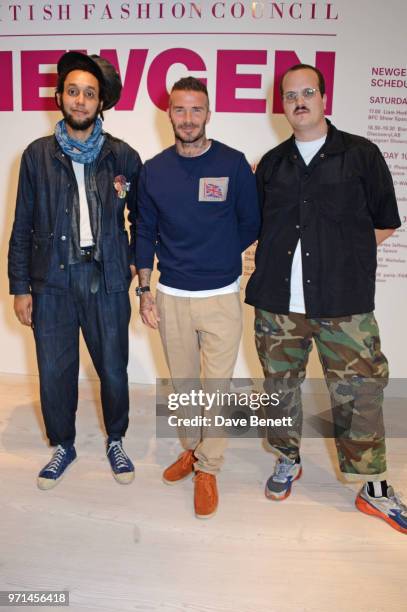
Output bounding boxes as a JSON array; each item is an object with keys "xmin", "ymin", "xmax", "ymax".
[{"xmin": 135, "ymin": 77, "xmax": 260, "ymax": 519}]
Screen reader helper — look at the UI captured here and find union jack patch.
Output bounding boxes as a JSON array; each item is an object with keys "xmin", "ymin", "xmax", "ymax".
[{"xmin": 199, "ymin": 177, "xmax": 229, "ymax": 202}]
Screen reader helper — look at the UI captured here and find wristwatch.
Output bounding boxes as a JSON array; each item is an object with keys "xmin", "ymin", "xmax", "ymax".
[{"xmin": 135, "ymin": 286, "xmax": 151, "ymax": 297}]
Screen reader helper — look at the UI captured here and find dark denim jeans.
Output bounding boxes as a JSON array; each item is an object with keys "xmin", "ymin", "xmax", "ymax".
[{"xmin": 32, "ymin": 262, "xmax": 131, "ymax": 447}]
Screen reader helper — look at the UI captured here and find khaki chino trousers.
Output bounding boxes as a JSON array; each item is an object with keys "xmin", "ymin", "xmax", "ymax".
[{"xmin": 157, "ymin": 290, "xmax": 242, "ymax": 474}]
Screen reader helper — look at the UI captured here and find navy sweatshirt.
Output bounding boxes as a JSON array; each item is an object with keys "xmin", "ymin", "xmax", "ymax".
[{"xmin": 135, "ymin": 140, "xmax": 260, "ymax": 290}]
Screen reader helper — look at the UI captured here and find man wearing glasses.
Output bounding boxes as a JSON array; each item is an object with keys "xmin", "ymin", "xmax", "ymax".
[{"xmin": 246, "ymin": 63, "xmax": 407, "ymax": 534}]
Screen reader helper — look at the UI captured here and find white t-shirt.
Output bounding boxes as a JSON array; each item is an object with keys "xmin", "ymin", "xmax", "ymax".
[
  {"xmin": 157, "ymin": 278, "xmax": 240, "ymax": 298},
  {"xmin": 289, "ymin": 135, "xmax": 327, "ymax": 313},
  {"xmin": 72, "ymin": 161, "xmax": 94, "ymax": 248}
]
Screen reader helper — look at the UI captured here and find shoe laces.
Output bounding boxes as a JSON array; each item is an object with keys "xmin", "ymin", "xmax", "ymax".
[
  {"xmin": 46, "ymin": 445, "xmax": 67, "ymax": 474},
  {"xmin": 107, "ymin": 441, "xmax": 130, "ymax": 469},
  {"xmin": 273, "ymin": 457, "xmax": 297, "ymax": 483}
]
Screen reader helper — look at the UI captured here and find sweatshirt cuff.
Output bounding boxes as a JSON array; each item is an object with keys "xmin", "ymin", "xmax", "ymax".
[{"xmin": 135, "ymin": 256, "xmax": 154, "ymax": 270}]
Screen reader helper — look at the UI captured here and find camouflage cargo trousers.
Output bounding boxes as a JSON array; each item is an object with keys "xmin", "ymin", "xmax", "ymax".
[{"xmin": 255, "ymin": 310, "xmax": 388, "ymax": 480}]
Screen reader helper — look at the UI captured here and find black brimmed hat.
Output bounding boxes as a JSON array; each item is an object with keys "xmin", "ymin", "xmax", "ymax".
[{"xmin": 57, "ymin": 51, "xmax": 122, "ymax": 110}]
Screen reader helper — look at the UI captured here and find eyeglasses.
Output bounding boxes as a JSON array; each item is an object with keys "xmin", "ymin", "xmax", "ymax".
[{"xmin": 282, "ymin": 88, "xmax": 320, "ymax": 103}]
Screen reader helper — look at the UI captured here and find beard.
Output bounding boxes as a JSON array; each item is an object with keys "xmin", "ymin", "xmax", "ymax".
[
  {"xmin": 171, "ymin": 119, "xmax": 206, "ymax": 144},
  {"xmin": 60, "ymin": 101, "xmax": 99, "ymax": 132}
]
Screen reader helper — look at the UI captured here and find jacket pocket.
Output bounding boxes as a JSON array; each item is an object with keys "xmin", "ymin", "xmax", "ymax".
[
  {"xmin": 263, "ymin": 184, "xmax": 294, "ymax": 211},
  {"xmin": 319, "ymin": 177, "xmax": 367, "ymax": 221},
  {"xmin": 30, "ymin": 232, "xmax": 53, "ymax": 282},
  {"xmin": 119, "ymin": 230, "xmax": 131, "ymax": 280}
]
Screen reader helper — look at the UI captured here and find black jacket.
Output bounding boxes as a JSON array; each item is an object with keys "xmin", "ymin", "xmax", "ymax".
[
  {"xmin": 245, "ymin": 121, "xmax": 401, "ymax": 317},
  {"xmin": 8, "ymin": 133, "xmax": 142, "ymax": 295}
]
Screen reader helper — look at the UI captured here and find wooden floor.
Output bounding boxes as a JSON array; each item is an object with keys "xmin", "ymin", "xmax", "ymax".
[{"xmin": 0, "ymin": 374, "xmax": 406, "ymax": 612}]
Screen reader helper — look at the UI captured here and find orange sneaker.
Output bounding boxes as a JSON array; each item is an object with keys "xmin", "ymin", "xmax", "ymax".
[
  {"xmin": 162, "ymin": 449, "xmax": 196, "ymax": 484},
  {"xmin": 194, "ymin": 471, "xmax": 218, "ymax": 519}
]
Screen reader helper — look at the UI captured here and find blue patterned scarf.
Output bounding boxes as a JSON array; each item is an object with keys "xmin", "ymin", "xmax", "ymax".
[{"xmin": 55, "ymin": 118, "xmax": 105, "ymax": 163}]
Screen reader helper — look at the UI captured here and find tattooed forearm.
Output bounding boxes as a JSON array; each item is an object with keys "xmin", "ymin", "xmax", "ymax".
[{"xmin": 138, "ymin": 268, "xmax": 152, "ymax": 287}]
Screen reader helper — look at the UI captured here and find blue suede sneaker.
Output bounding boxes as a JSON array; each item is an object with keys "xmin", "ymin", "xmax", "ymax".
[
  {"xmin": 106, "ymin": 439, "xmax": 135, "ymax": 484},
  {"xmin": 37, "ymin": 445, "xmax": 77, "ymax": 490}
]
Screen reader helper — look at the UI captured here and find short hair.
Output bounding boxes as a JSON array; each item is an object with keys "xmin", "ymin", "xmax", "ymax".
[
  {"xmin": 170, "ymin": 76, "xmax": 209, "ymax": 104},
  {"xmin": 279, "ymin": 64, "xmax": 326, "ymax": 97}
]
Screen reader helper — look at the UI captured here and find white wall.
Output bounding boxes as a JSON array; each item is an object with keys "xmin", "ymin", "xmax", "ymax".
[{"xmin": 1, "ymin": 0, "xmax": 406, "ymax": 382}]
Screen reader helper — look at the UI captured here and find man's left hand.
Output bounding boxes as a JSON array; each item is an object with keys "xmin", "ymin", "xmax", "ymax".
[{"xmin": 140, "ymin": 292, "xmax": 160, "ymax": 329}]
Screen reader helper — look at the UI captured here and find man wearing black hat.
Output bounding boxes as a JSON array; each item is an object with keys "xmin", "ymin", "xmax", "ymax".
[{"xmin": 8, "ymin": 52, "xmax": 142, "ymax": 489}]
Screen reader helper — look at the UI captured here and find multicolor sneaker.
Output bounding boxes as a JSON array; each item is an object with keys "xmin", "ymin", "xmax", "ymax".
[
  {"xmin": 355, "ymin": 484, "xmax": 407, "ymax": 534},
  {"xmin": 106, "ymin": 439, "xmax": 135, "ymax": 484},
  {"xmin": 265, "ymin": 455, "xmax": 302, "ymax": 501},
  {"xmin": 162, "ymin": 449, "xmax": 197, "ymax": 485},
  {"xmin": 37, "ymin": 445, "xmax": 77, "ymax": 490}
]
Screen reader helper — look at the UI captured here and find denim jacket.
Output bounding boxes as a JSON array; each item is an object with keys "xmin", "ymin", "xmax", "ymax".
[{"xmin": 8, "ymin": 133, "xmax": 142, "ymax": 295}]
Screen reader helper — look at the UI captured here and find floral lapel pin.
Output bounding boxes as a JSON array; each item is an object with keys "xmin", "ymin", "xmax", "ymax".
[{"xmin": 114, "ymin": 175, "xmax": 131, "ymax": 199}]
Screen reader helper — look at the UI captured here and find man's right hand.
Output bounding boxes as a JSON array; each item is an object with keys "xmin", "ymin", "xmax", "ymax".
[
  {"xmin": 140, "ymin": 291, "xmax": 160, "ymax": 329},
  {"xmin": 14, "ymin": 294, "xmax": 33, "ymax": 326}
]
